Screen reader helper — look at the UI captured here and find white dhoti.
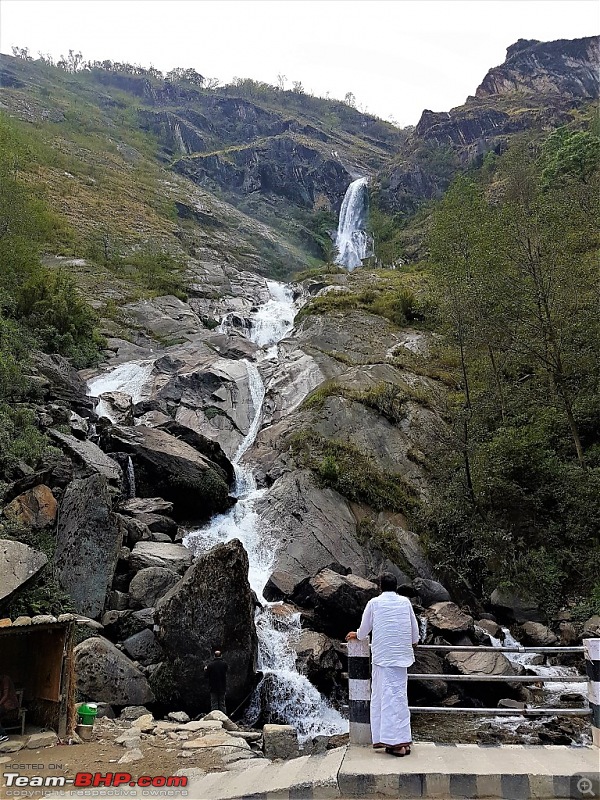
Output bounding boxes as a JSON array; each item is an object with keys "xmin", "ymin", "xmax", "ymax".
[{"xmin": 370, "ymin": 664, "xmax": 411, "ymax": 746}]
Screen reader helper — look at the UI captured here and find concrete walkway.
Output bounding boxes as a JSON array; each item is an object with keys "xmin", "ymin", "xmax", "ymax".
[{"xmin": 186, "ymin": 743, "xmax": 599, "ymax": 799}]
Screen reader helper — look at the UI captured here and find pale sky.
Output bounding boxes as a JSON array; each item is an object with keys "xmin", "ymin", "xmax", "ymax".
[{"xmin": 1, "ymin": 0, "xmax": 597, "ymax": 126}]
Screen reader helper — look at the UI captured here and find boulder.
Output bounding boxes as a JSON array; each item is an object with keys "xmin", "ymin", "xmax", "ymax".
[
  {"xmin": 293, "ymin": 631, "xmax": 343, "ymax": 693},
  {"xmin": 120, "ymin": 497, "xmax": 175, "ymax": 516},
  {"xmin": 97, "ymin": 392, "xmax": 134, "ymax": 425},
  {"xmin": 263, "ymin": 570, "xmax": 301, "ymax": 602},
  {"xmin": 101, "ymin": 610, "xmax": 149, "ymax": 641},
  {"xmin": 120, "ymin": 706, "xmax": 151, "ymax": 721},
  {"xmin": 203, "ymin": 710, "xmax": 238, "ymax": 731},
  {"xmin": 117, "ymin": 515, "xmax": 152, "ymax": 547},
  {"xmin": 156, "ymin": 419, "xmax": 235, "ymax": 484},
  {"xmin": 103, "ymin": 425, "xmax": 231, "ymax": 519},
  {"xmin": 155, "ymin": 539, "xmax": 258, "ymax": 714},
  {"xmin": 129, "ymin": 567, "xmax": 180, "ymax": 609},
  {"xmin": 583, "ymin": 615, "xmax": 600, "ymax": 638},
  {"xmin": 74, "ymin": 636, "xmax": 155, "ymax": 705},
  {"xmin": 476, "ymin": 619, "xmax": 501, "ymax": 639},
  {"xmin": 489, "ymin": 588, "xmax": 544, "ymax": 624},
  {"xmin": 168, "ymin": 711, "xmax": 190, "ymax": 724},
  {"xmin": 408, "ymin": 650, "xmax": 448, "ymax": 702},
  {"xmin": 255, "ymin": 471, "xmax": 375, "ymax": 583},
  {"xmin": 122, "ymin": 629, "xmax": 163, "ymax": 666},
  {"xmin": 48, "ymin": 430, "xmax": 123, "ymax": 486},
  {"xmin": 291, "ymin": 568, "xmax": 378, "ymax": 638},
  {"xmin": 0, "ymin": 540, "xmax": 48, "ymax": 603},
  {"xmin": 516, "ymin": 622, "xmax": 558, "ymax": 647},
  {"xmin": 3, "ymin": 485, "xmax": 58, "ymax": 529},
  {"xmin": 54, "ymin": 475, "xmax": 124, "ymax": 618},
  {"xmin": 425, "ymin": 602, "xmax": 473, "ymax": 634},
  {"xmin": 130, "ymin": 542, "xmax": 192, "ymax": 574},
  {"xmin": 446, "ymin": 650, "xmax": 516, "ymax": 678},
  {"xmin": 26, "ymin": 731, "xmax": 58, "ymax": 749},
  {"xmin": 412, "ymin": 578, "xmax": 451, "ymax": 607},
  {"xmin": 262, "ymin": 724, "xmax": 299, "ymax": 760}
]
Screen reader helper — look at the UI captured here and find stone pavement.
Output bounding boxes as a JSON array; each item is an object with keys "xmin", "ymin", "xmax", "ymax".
[{"xmin": 184, "ymin": 743, "xmax": 599, "ymax": 799}]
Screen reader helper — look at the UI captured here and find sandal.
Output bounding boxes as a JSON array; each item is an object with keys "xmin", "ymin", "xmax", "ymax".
[
  {"xmin": 385, "ymin": 745, "xmax": 411, "ymax": 757},
  {"xmin": 372, "ymin": 742, "xmax": 385, "ymax": 749}
]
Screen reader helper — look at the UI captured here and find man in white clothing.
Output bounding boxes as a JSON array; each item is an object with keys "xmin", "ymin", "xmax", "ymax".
[{"xmin": 346, "ymin": 572, "xmax": 419, "ymax": 756}]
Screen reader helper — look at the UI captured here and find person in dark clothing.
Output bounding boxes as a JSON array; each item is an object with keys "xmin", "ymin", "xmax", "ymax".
[
  {"xmin": 204, "ymin": 650, "xmax": 228, "ymax": 713},
  {"xmin": 0, "ymin": 674, "xmax": 18, "ymax": 742}
]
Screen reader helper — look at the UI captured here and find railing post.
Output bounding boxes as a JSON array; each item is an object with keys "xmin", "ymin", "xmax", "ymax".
[
  {"xmin": 347, "ymin": 637, "xmax": 371, "ymax": 745},
  {"xmin": 584, "ymin": 637, "xmax": 600, "ymax": 748}
]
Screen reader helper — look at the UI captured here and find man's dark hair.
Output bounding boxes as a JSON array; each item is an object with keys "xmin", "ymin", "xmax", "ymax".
[{"xmin": 379, "ymin": 572, "xmax": 398, "ymax": 592}]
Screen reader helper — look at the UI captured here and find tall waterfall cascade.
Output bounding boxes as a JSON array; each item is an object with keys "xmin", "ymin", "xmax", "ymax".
[
  {"xmin": 186, "ymin": 281, "xmax": 348, "ymax": 742},
  {"xmin": 335, "ymin": 176, "xmax": 372, "ymax": 271}
]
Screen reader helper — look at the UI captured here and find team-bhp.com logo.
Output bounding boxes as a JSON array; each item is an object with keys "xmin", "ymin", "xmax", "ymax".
[{"xmin": 3, "ymin": 772, "xmax": 188, "ymax": 791}]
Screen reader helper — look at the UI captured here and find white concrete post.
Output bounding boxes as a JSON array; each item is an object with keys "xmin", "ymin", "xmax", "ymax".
[
  {"xmin": 584, "ymin": 637, "xmax": 600, "ymax": 748},
  {"xmin": 347, "ymin": 637, "xmax": 371, "ymax": 745}
]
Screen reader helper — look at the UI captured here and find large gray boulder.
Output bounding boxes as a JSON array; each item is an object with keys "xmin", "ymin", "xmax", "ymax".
[
  {"xmin": 129, "ymin": 542, "xmax": 192, "ymax": 574},
  {"xmin": 0, "ymin": 540, "xmax": 48, "ymax": 603},
  {"xmin": 425, "ymin": 602, "xmax": 473, "ymax": 634},
  {"xmin": 446, "ymin": 649, "xmax": 516, "ymax": 678},
  {"xmin": 291, "ymin": 568, "xmax": 378, "ymax": 639},
  {"xmin": 103, "ymin": 425, "xmax": 231, "ymax": 519},
  {"xmin": 156, "ymin": 539, "xmax": 258, "ymax": 714},
  {"xmin": 128, "ymin": 567, "xmax": 181, "ymax": 609},
  {"xmin": 413, "ymin": 578, "xmax": 451, "ymax": 607},
  {"xmin": 74, "ymin": 636, "xmax": 155, "ymax": 705},
  {"xmin": 54, "ymin": 475, "xmax": 124, "ymax": 618}
]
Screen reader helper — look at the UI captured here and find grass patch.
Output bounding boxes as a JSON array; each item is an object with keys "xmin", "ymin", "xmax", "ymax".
[
  {"xmin": 291, "ymin": 429, "xmax": 419, "ymax": 514},
  {"xmin": 302, "ymin": 379, "xmax": 433, "ymax": 420},
  {"xmin": 355, "ymin": 517, "xmax": 415, "ymax": 577}
]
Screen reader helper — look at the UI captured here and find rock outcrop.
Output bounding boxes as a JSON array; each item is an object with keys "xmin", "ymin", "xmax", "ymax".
[
  {"xmin": 156, "ymin": 539, "xmax": 258, "ymax": 713},
  {"xmin": 476, "ymin": 37, "xmax": 599, "ymax": 99},
  {"xmin": 54, "ymin": 474, "xmax": 123, "ymax": 618}
]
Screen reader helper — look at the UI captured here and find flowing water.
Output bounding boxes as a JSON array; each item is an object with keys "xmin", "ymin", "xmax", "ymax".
[
  {"xmin": 335, "ymin": 177, "xmax": 371, "ymax": 270},
  {"xmin": 185, "ymin": 280, "xmax": 348, "ymax": 742},
  {"xmin": 87, "ymin": 360, "xmax": 156, "ymax": 422}
]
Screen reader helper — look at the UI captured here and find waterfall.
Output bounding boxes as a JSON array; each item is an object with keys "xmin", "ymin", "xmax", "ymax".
[
  {"xmin": 126, "ymin": 457, "xmax": 136, "ymax": 499},
  {"xmin": 335, "ymin": 177, "xmax": 370, "ymax": 270},
  {"xmin": 185, "ymin": 279, "xmax": 348, "ymax": 742}
]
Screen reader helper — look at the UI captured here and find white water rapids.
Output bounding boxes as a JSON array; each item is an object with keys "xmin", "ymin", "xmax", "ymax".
[{"xmin": 335, "ymin": 176, "xmax": 370, "ymax": 270}]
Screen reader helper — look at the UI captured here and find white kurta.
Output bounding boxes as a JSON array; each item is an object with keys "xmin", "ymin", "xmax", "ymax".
[{"xmin": 357, "ymin": 592, "xmax": 419, "ymax": 746}]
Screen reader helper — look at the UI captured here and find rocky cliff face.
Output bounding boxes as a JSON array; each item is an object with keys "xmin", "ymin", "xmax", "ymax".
[
  {"xmin": 476, "ymin": 37, "xmax": 599, "ymax": 99},
  {"xmin": 376, "ymin": 35, "xmax": 599, "ymax": 213}
]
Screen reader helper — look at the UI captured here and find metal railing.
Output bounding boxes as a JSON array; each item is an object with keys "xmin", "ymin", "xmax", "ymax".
[
  {"xmin": 407, "ymin": 643, "xmax": 590, "ymax": 716},
  {"xmin": 346, "ymin": 637, "xmax": 600, "ymax": 746}
]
